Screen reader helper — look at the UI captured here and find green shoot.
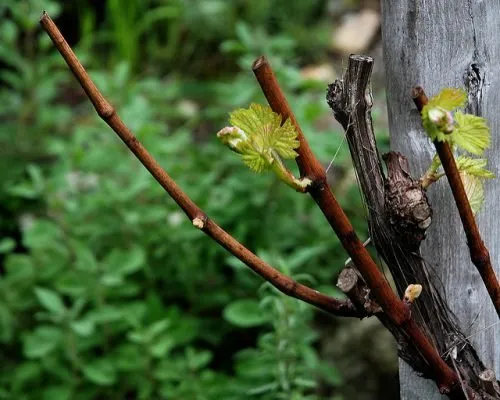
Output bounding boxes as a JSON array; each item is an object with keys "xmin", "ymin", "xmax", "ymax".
[
  {"xmin": 217, "ymin": 104, "xmax": 311, "ymax": 192},
  {"xmin": 419, "ymin": 88, "xmax": 494, "ymax": 213}
]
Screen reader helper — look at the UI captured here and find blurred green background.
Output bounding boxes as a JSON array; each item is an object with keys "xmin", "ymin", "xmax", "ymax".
[{"xmin": 0, "ymin": 1, "xmax": 397, "ymax": 399}]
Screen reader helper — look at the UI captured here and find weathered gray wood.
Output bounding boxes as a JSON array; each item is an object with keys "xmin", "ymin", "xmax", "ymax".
[{"xmin": 381, "ymin": 1, "xmax": 500, "ymax": 399}]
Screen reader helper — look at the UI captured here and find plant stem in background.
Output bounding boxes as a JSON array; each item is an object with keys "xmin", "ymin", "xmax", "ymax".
[
  {"xmin": 38, "ymin": 12, "xmax": 364, "ymax": 319},
  {"xmin": 412, "ymin": 86, "xmax": 500, "ymax": 318}
]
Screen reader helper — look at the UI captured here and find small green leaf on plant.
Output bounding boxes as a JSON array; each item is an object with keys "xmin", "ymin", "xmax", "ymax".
[
  {"xmin": 82, "ymin": 359, "xmax": 117, "ymax": 386},
  {"xmin": 34, "ymin": 287, "xmax": 66, "ymax": 316},
  {"xmin": 218, "ymin": 104, "xmax": 310, "ymax": 191},
  {"xmin": 455, "ymin": 154, "xmax": 494, "ymax": 214},
  {"xmin": 149, "ymin": 336, "xmax": 174, "ymax": 358},
  {"xmin": 456, "ymin": 156, "xmax": 495, "ymax": 179},
  {"xmin": 427, "ymin": 88, "xmax": 467, "ymax": 110},
  {"xmin": 452, "ymin": 112, "xmax": 490, "ymax": 155},
  {"xmin": 186, "ymin": 347, "xmax": 213, "ymax": 370},
  {"xmin": 223, "ymin": 298, "xmax": 269, "ymax": 327},
  {"xmin": 70, "ymin": 319, "xmax": 95, "ymax": 337},
  {"xmin": 421, "ymin": 105, "xmax": 452, "ymax": 142},
  {"xmin": 0, "ymin": 238, "xmax": 15, "ymax": 253},
  {"xmin": 218, "ymin": 103, "xmax": 299, "ymax": 173},
  {"xmin": 421, "ymin": 88, "xmax": 465, "ymax": 142},
  {"xmin": 230, "ymin": 104, "xmax": 299, "ymax": 159},
  {"xmin": 23, "ymin": 326, "xmax": 62, "ymax": 358},
  {"xmin": 460, "ymin": 172, "xmax": 485, "ymax": 214},
  {"xmin": 420, "ymin": 88, "xmax": 491, "ymax": 157}
]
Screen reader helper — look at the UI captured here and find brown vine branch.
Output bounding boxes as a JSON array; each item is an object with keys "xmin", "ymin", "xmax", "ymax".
[
  {"xmin": 412, "ymin": 86, "xmax": 500, "ymax": 318},
  {"xmin": 38, "ymin": 12, "xmax": 366, "ymax": 319},
  {"xmin": 253, "ymin": 56, "xmax": 466, "ymax": 398}
]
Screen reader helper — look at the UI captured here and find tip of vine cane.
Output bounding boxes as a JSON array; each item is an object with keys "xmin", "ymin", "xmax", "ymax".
[
  {"xmin": 40, "ymin": 10, "xmax": 48, "ymax": 22},
  {"xmin": 252, "ymin": 56, "xmax": 268, "ymax": 71},
  {"xmin": 411, "ymin": 86, "xmax": 424, "ymax": 99}
]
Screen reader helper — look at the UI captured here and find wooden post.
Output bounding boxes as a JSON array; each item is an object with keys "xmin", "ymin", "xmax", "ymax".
[{"xmin": 381, "ymin": 1, "xmax": 500, "ymax": 398}]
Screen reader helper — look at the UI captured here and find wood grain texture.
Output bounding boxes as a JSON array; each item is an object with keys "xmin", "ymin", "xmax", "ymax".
[{"xmin": 381, "ymin": 1, "xmax": 500, "ymax": 399}]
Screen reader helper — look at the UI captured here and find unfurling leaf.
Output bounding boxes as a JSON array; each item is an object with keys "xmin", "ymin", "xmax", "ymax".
[
  {"xmin": 218, "ymin": 104, "xmax": 300, "ymax": 173},
  {"xmin": 427, "ymin": 88, "xmax": 467, "ymax": 111},
  {"xmin": 420, "ymin": 88, "xmax": 491, "ymax": 157},
  {"xmin": 422, "ymin": 105, "xmax": 454, "ymax": 141},
  {"xmin": 228, "ymin": 103, "xmax": 300, "ymax": 162},
  {"xmin": 452, "ymin": 112, "xmax": 490, "ymax": 155},
  {"xmin": 421, "ymin": 87, "xmax": 465, "ymax": 142},
  {"xmin": 455, "ymin": 156, "xmax": 495, "ymax": 179},
  {"xmin": 455, "ymin": 155, "xmax": 493, "ymax": 214},
  {"xmin": 216, "ymin": 126, "xmax": 248, "ymax": 154},
  {"xmin": 460, "ymin": 172, "xmax": 485, "ymax": 214},
  {"xmin": 240, "ymin": 145, "xmax": 269, "ymax": 173},
  {"xmin": 217, "ymin": 104, "xmax": 310, "ymax": 191},
  {"xmin": 428, "ymin": 107, "xmax": 454, "ymax": 133}
]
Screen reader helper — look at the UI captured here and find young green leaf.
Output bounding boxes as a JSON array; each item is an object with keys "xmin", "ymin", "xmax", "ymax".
[
  {"xmin": 216, "ymin": 126, "xmax": 248, "ymax": 154},
  {"xmin": 223, "ymin": 298, "xmax": 269, "ymax": 327},
  {"xmin": 221, "ymin": 103, "xmax": 299, "ymax": 173},
  {"xmin": 217, "ymin": 104, "xmax": 309, "ymax": 191},
  {"xmin": 452, "ymin": 112, "xmax": 490, "ymax": 155},
  {"xmin": 460, "ymin": 172, "xmax": 485, "ymax": 214},
  {"xmin": 239, "ymin": 140, "xmax": 271, "ymax": 173},
  {"xmin": 427, "ymin": 88, "xmax": 467, "ymax": 110},
  {"xmin": 82, "ymin": 359, "xmax": 117, "ymax": 386},
  {"xmin": 420, "ymin": 88, "xmax": 492, "ymax": 157},
  {"xmin": 455, "ymin": 155, "xmax": 494, "ymax": 214},
  {"xmin": 421, "ymin": 88, "xmax": 466, "ymax": 140},
  {"xmin": 229, "ymin": 104, "xmax": 299, "ymax": 159},
  {"xmin": 421, "ymin": 105, "xmax": 453, "ymax": 141},
  {"xmin": 23, "ymin": 326, "xmax": 62, "ymax": 359},
  {"xmin": 455, "ymin": 156, "xmax": 495, "ymax": 179},
  {"xmin": 34, "ymin": 287, "xmax": 66, "ymax": 316}
]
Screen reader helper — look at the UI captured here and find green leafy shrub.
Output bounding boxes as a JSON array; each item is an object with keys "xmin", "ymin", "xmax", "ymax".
[{"xmin": 0, "ymin": 1, "xmax": 382, "ymax": 399}]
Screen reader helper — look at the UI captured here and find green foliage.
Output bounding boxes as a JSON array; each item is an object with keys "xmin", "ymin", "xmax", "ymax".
[
  {"xmin": 427, "ymin": 87, "xmax": 467, "ymax": 111},
  {"xmin": 0, "ymin": 1, "xmax": 373, "ymax": 399},
  {"xmin": 0, "ymin": 0, "xmax": 70, "ymax": 244},
  {"xmin": 218, "ymin": 104, "xmax": 313, "ymax": 191},
  {"xmin": 231, "ymin": 282, "xmax": 336, "ymax": 400},
  {"xmin": 419, "ymin": 88, "xmax": 494, "ymax": 213},
  {"xmin": 454, "ymin": 156, "xmax": 495, "ymax": 214},
  {"xmin": 455, "ymin": 156, "xmax": 495, "ymax": 179},
  {"xmin": 68, "ymin": 0, "xmax": 331, "ymax": 74},
  {"xmin": 459, "ymin": 172, "xmax": 486, "ymax": 215},
  {"xmin": 421, "ymin": 87, "xmax": 490, "ymax": 154},
  {"xmin": 220, "ymin": 104, "xmax": 299, "ymax": 174},
  {"xmin": 452, "ymin": 112, "xmax": 490, "ymax": 155},
  {"xmin": 223, "ymin": 298, "xmax": 270, "ymax": 327},
  {"xmin": 421, "ymin": 88, "xmax": 466, "ymax": 142}
]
